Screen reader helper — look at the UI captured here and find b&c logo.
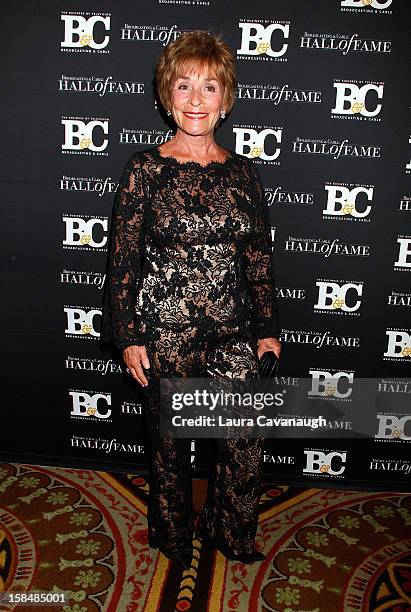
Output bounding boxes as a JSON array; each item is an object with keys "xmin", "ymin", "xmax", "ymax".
[
  {"xmin": 61, "ymin": 14, "xmax": 110, "ymax": 50},
  {"xmin": 233, "ymin": 126, "xmax": 282, "ymax": 162},
  {"xmin": 308, "ymin": 370, "xmax": 354, "ymax": 399},
  {"xmin": 62, "ymin": 118, "xmax": 109, "ymax": 152},
  {"xmin": 63, "ymin": 216, "xmax": 108, "ymax": 250},
  {"xmin": 314, "ymin": 281, "xmax": 363, "ymax": 313},
  {"xmin": 237, "ymin": 21, "xmax": 290, "ymax": 59},
  {"xmin": 69, "ymin": 391, "xmax": 112, "ymax": 420},
  {"xmin": 394, "ymin": 237, "xmax": 411, "ymax": 269},
  {"xmin": 384, "ymin": 330, "xmax": 411, "ymax": 359},
  {"xmin": 324, "ymin": 184, "xmax": 373, "ymax": 220},
  {"xmin": 303, "ymin": 450, "xmax": 347, "ymax": 477},
  {"xmin": 332, "ymin": 82, "xmax": 384, "ymax": 119},
  {"xmin": 375, "ymin": 415, "xmax": 411, "ymax": 441},
  {"xmin": 64, "ymin": 307, "xmax": 101, "ymax": 338}
]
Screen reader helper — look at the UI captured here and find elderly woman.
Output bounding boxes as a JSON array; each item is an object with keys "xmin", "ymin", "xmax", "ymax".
[{"xmin": 101, "ymin": 30, "xmax": 281, "ymax": 570}]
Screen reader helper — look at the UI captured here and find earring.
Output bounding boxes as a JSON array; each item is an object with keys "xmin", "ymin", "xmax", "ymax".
[
  {"xmin": 167, "ymin": 109, "xmax": 172, "ymax": 116},
  {"xmin": 220, "ymin": 109, "xmax": 226, "ymax": 119}
]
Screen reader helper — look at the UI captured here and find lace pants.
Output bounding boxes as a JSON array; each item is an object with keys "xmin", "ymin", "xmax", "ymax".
[{"xmin": 142, "ymin": 324, "xmax": 264, "ymax": 557}]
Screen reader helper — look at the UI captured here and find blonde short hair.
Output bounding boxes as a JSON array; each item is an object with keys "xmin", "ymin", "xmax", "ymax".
[{"xmin": 155, "ymin": 30, "xmax": 237, "ymax": 114}]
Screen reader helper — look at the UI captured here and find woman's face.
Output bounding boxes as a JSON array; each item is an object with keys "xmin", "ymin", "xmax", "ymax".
[{"xmin": 170, "ymin": 65, "xmax": 225, "ymax": 137}]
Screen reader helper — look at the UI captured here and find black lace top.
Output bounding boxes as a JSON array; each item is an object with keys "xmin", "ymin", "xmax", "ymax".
[{"xmin": 100, "ymin": 146, "xmax": 280, "ymax": 350}]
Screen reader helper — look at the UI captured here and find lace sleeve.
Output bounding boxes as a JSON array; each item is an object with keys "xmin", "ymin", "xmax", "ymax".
[
  {"xmin": 100, "ymin": 153, "xmax": 146, "ymax": 350},
  {"xmin": 242, "ymin": 160, "xmax": 280, "ymax": 340}
]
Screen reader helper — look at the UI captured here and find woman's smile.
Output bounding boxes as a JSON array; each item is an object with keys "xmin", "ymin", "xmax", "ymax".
[{"xmin": 183, "ymin": 112, "xmax": 208, "ymax": 120}]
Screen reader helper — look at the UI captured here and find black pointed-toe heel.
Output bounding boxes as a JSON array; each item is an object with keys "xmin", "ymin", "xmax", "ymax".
[
  {"xmin": 149, "ymin": 536, "xmax": 193, "ymax": 570},
  {"xmin": 237, "ymin": 549, "xmax": 267, "ymax": 563},
  {"xmin": 168, "ymin": 548, "xmax": 193, "ymax": 571},
  {"xmin": 157, "ymin": 546, "xmax": 193, "ymax": 570}
]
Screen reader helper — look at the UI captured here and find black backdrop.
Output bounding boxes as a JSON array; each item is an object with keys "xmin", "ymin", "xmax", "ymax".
[{"xmin": 1, "ymin": 0, "xmax": 410, "ymax": 491}]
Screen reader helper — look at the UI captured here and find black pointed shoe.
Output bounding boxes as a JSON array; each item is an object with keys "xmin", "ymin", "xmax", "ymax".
[
  {"xmin": 155, "ymin": 545, "xmax": 193, "ymax": 570},
  {"xmin": 168, "ymin": 548, "xmax": 193, "ymax": 571},
  {"xmin": 235, "ymin": 549, "xmax": 267, "ymax": 563},
  {"xmin": 216, "ymin": 544, "xmax": 267, "ymax": 564},
  {"xmin": 148, "ymin": 536, "xmax": 193, "ymax": 570}
]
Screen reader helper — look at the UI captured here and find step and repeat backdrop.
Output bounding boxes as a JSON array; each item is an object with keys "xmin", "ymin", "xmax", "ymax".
[{"xmin": 2, "ymin": 0, "xmax": 410, "ymax": 490}]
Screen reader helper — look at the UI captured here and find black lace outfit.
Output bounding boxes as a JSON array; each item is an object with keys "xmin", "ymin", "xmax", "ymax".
[{"xmin": 101, "ymin": 146, "xmax": 280, "ymax": 558}]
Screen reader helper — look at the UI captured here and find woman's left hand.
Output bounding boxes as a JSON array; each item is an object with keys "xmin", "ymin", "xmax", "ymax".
[{"xmin": 257, "ymin": 337, "xmax": 282, "ymax": 360}]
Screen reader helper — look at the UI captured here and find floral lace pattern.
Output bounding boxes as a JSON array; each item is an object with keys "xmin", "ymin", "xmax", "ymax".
[
  {"xmin": 101, "ymin": 146, "xmax": 280, "ymax": 350},
  {"xmin": 100, "ymin": 146, "xmax": 280, "ymax": 557},
  {"xmin": 142, "ymin": 324, "xmax": 263, "ymax": 556}
]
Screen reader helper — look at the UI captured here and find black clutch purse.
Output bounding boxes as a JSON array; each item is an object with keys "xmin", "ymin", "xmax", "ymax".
[{"xmin": 258, "ymin": 350, "xmax": 279, "ymax": 378}]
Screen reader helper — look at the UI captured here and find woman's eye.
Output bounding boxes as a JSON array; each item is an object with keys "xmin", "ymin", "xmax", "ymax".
[
  {"xmin": 205, "ymin": 85, "xmax": 216, "ymax": 92},
  {"xmin": 178, "ymin": 83, "xmax": 189, "ymax": 90}
]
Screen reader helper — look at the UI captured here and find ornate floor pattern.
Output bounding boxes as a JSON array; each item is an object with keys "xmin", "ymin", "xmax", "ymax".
[{"xmin": 0, "ymin": 463, "xmax": 410, "ymax": 611}]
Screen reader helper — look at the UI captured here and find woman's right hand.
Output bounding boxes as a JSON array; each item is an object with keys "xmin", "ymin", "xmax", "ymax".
[{"xmin": 123, "ymin": 345, "xmax": 151, "ymax": 387}]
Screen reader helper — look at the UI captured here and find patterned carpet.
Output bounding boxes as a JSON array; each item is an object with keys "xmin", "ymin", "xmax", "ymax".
[{"xmin": 0, "ymin": 463, "xmax": 410, "ymax": 612}]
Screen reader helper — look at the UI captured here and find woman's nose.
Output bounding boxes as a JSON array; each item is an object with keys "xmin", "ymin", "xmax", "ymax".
[{"xmin": 189, "ymin": 87, "xmax": 202, "ymax": 106}]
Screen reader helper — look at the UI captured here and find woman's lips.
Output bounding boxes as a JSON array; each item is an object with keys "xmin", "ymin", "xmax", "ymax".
[{"xmin": 183, "ymin": 112, "xmax": 208, "ymax": 119}]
